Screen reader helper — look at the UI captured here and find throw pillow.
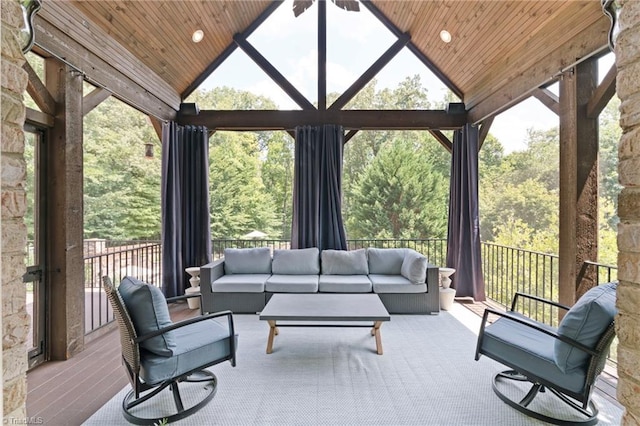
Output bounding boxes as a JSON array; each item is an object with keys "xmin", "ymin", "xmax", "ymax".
[
  {"xmin": 321, "ymin": 249, "xmax": 369, "ymax": 275},
  {"xmin": 117, "ymin": 276, "xmax": 176, "ymax": 356},
  {"xmin": 400, "ymin": 250, "xmax": 427, "ymax": 284},
  {"xmin": 272, "ymin": 248, "xmax": 320, "ymax": 275},
  {"xmin": 224, "ymin": 247, "xmax": 272, "ymax": 274},
  {"xmin": 367, "ymin": 248, "xmax": 406, "ymax": 275},
  {"xmin": 554, "ymin": 282, "xmax": 618, "ymax": 373}
]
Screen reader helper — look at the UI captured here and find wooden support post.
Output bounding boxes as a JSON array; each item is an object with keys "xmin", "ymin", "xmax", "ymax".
[
  {"xmin": 46, "ymin": 58, "xmax": 86, "ymax": 359},
  {"xmin": 558, "ymin": 58, "xmax": 599, "ymax": 308},
  {"xmin": 318, "ymin": 0, "xmax": 326, "ymax": 111}
]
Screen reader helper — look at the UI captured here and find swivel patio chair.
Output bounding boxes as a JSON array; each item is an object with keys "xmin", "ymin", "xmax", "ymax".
[
  {"xmin": 103, "ymin": 276, "xmax": 237, "ymax": 425},
  {"xmin": 475, "ymin": 282, "xmax": 617, "ymax": 425}
]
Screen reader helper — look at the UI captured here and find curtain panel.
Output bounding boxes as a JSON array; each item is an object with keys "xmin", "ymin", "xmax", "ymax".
[
  {"xmin": 291, "ymin": 124, "xmax": 347, "ymax": 251},
  {"xmin": 446, "ymin": 123, "xmax": 486, "ymax": 301},
  {"xmin": 161, "ymin": 122, "xmax": 212, "ymax": 298}
]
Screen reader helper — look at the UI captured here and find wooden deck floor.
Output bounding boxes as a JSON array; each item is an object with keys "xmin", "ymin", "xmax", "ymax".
[
  {"xmin": 26, "ymin": 300, "xmax": 621, "ymax": 425},
  {"xmin": 26, "ymin": 301, "xmax": 198, "ymax": 425}
]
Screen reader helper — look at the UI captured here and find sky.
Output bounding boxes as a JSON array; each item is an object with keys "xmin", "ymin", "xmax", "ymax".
[{"xmin": 199, "ymin": 0, "xmax": 614, "ymax": 154}]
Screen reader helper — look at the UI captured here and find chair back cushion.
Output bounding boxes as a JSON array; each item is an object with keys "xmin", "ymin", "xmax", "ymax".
[
  {"xmin": 367, "ymin": 248, "xmax": 406, "ymax": 275},
  {"xmin": 400, "ymin": 249, "xmax": 428, "ymax": 284},
  {"xmin": 272, "ymin": 248, "xmax": 320, "ymax": 275},
  {"xmin": 321, "ymin": 249, "xmax": 369, "ymax": 275},
  {"xmin": 554, "ymin": 282, "xmax": 618, "ymax": 373},
  {"xmin": 224, "ymin": 247, "xmax": 272, "ymax": 274},
  {"xmin": 118, "ymin": 276, "xmax": 177, "ymax": 356}
]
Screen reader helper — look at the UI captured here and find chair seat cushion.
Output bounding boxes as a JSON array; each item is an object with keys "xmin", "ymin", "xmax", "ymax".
[
  {"xmin": 140, "ymin": 318, "xmax": 234, "ymax": 385},
  {"xmin": 369, "ymin": 274, "xmax": 427, "ymax": 293},
  {"xmin": 319, "ymin": 275, "xmax": 372, "ymax": 293},
  {"xmin": 481, "ymin": 314, "xmax": 586, "ymax": 394},
  {"xmin": 212, "ymin": 274, "xmax": 270, "ymax": 293},
  {"xmin": 117, "ymin": 276, "xmax": 176, "ymax": 356},
  {"xmin": 554, "ymin": 282, "xmax": 618, "ymax": 373},
  {"xmin": 266, "ymin": 275, "xmax": 319, "ymax": 293}
]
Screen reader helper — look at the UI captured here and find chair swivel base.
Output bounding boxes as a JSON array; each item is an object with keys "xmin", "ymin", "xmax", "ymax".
[
  {"xmin": 492, "ymin": 370, "xmax": 599, "ymax": 426},
  {"xmin": 122, "ymin": 370, "xmax": 218, "ymax": 425}
]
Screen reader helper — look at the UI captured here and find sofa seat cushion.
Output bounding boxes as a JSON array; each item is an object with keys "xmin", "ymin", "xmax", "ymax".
[
  {"xmin": 140, "ymin": 318, "xmax": 234, "ymax": 385},
  {"xmin": 321, "ymin": 249, "xmax": 369, "ymax": 275},
  {"xmin": 224, "ymin": 247, "xmax": 272, "ymax": 274},
  {"xmin": 369, "ymin": 274, "xmax": 427, "ymax": 294},
  {"xmin": 481, "ymin": 314, "xmax": 586, "ymax": 394},
  {"xmin": 272, "ymin": 248, "xmax": 320, "ymax": 275},
  {"xmin": 367, "ymin": 248, "xmax": 406, "ymax": 275},
  {"xmin": 319, "ymin": 275, "xmax": 372, "ymax": 293},
  {"xmin": 212, "ymin": 274, "xmax": 270, "ymax": 293},
  {"xmin": 266, "ymin": 275, "xmax": 319, "ymax": 293}
]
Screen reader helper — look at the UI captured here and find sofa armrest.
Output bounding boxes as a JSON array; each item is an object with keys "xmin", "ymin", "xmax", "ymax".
[
  {"xmin": 200, "ymin": 258, "xmax": 225, "ymax": 313},
  {"xmin": 425, "ymin": 265, "xmax": 440, "ymax": 309}
]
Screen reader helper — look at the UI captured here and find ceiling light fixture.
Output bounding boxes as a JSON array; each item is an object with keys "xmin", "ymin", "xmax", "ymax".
[
  {"xmin": 440, "ymin": 30, "xmax": 452, "ymax": 43},
  {"xmin": 192, "ymin": 29, "xmax": 204, "ymax": 43}
]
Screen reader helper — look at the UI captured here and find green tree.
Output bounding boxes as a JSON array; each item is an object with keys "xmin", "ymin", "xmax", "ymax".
[
  {"xmin": 84, "ymin": 97, "xmax": 161, "ymax": 240},
  {"xmin": 209, "ymin": 134, "xmax": 278, "ymax": 238},
  {"xmin": 347, "ymin": 139, "xmax": 448, "ymax": 239},
  {"xmin": 261, "ymin": 132, "xmax": 294, "ymax": 239}
]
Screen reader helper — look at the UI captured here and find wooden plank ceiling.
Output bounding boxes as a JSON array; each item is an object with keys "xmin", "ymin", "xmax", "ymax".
[{"xmin": 35, "ymin": 0, "xmax": 610, "ymax": 122}]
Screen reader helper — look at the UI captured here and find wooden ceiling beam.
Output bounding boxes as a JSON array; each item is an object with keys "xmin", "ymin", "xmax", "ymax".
[
  {"xmin": 428, "ymin": 130, "xmax": 453, "ymax": 154},
  {"xmin": 148, "ymin": 116, "xmax": 164, "ymax": 141},
  {"xmin": 330, "ymin": 32, "xmax": 411, "ymax": 111},
  {"xmin": 478, "ymin": 117, "xmax": 494, "ymax": 149},
  {"xmin": 23, "ymin": 61, "xmax": 56, "ymax": 115},
  {"xmin": 82, "ymin": 87, "xmax": 111, "ymax": 117},
  {"xmin": 344, "ymin": 129, "xmax": 359, "ymax": 144},
  {"xmin": 533, "ymin": 88, "xmax": 560, "ymax": 116},
  {"xmin": 178, "ymin": 109, "xmax": 467, "ymax": 131},
  {"xmin": 26, "ymin": 107, "xmax": 54, "ymax": 128},
  {"xmin": 360, "ymin": 0, "xmax": 463, "ymax": 100},
  {"xmin": 318, "ymin": 0, "xmax": 327, "ymax": 111},
  {"xmin": 233, "ymin": 34, "xmax": 315, "ymax": 110},
  {"xmin": 38, "ymin": 2, "xmax": 180, "ymax": 110},
  {"xmin": 182, "ymin": 0, "xmax": 284, "ymax": 99},
  {"xmin": 34, "ymin": 17, "xmax": 177, "ymax": 121},
  {"xmin": 587, "ymin": 64, "xmax": 617, "ymax": 119},
  {"xmin": 468, "ymin": 19, "xmax": 609, "ymax": 124}
]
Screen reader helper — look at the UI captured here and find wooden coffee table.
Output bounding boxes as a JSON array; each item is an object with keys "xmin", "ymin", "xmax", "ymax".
[{"xmin": 259, "ymin": 293, "xmax": 391, "ymax": 355}]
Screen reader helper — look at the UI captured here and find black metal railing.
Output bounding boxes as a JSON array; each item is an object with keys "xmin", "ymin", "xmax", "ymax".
[{"xmin": 83, "ymin": 241, "xmax": 161, "ymax": 333}]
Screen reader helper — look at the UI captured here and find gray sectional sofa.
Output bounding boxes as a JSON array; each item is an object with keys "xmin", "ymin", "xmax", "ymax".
[{"xmin": 200, "ymin": 247, "xmax": 440, "ymax": 315}]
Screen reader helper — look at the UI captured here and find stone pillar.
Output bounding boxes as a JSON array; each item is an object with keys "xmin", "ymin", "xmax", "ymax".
[
  {"xmin": 616, "ymin": 0, "xmax": 640, "ymax": 424},
  {"xmin": 1, "ymin": 0, "xmax": 30, "ymax": 419}
]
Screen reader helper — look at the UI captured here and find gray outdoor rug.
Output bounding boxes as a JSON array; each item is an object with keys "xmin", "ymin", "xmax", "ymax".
[{"xmin": 84, "ymin": 310, "xmax": 623, "ymax": 425}]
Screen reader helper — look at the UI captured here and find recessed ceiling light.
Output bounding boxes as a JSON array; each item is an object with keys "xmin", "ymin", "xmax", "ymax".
[
  {"xmin": 440, "ymin": 30, "xmax": 452, "ymax": 43},
  {"xmin": 192, "ymin": 29, "xmax": 204, "ymax": 43}
]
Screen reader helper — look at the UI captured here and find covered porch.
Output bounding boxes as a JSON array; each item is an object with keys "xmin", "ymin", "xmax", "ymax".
[{"xmin": 3, "ymin": 0, "xmax": 640, "ymax": 423}]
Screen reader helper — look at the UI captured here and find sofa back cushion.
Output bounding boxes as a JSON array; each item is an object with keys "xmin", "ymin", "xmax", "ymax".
[
  {"xmin": 272, "ymin": 248, "xmax": 320, "ymax": 275},
  {"xmin": 400, "ymin": 249, "xmax": 428, "ymax": 284},
  {"xmin": 321, "ymin": 249, "xmax": 369, "ymax": 275},
  {"xmin": 554, "ymin": 281, "xmax": 618, "ymax": 373},
  {"xmin": 224, "ymin": 247, "xmax": 272, "ymax": 274},
  {"xmin": 118, "ymin": 276, "xmax": 176, "ymax": 356},
  {"xmin": 367, "ymin": 248, "xmax": 406, "ymax": 275}
]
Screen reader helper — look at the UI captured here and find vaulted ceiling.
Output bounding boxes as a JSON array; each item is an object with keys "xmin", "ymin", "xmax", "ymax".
[{"xmin": 33, "ymin": 0, "xmax": 610, "ymax": 125}]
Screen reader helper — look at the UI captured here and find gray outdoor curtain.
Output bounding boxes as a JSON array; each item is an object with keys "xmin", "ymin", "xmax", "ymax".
[
  {"xmin": 446, "ymin": 123, "xmax": 486, "ymax": 301},
  {"xmin": 291, "ymin": 124, "xmax": 347, "ymax": 251},
  {"xmin": 161, "ymin": 122, "xmax": 212, "ymax": 298}
]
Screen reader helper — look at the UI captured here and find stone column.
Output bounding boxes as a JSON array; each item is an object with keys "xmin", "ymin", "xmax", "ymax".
[
  {"xmin": 1, "ymin": 0, "xmax": 30, "ymax": 419},
  {"xmin": 616, "ymin": 0, "xmax": 640, "ymax": 424}
]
